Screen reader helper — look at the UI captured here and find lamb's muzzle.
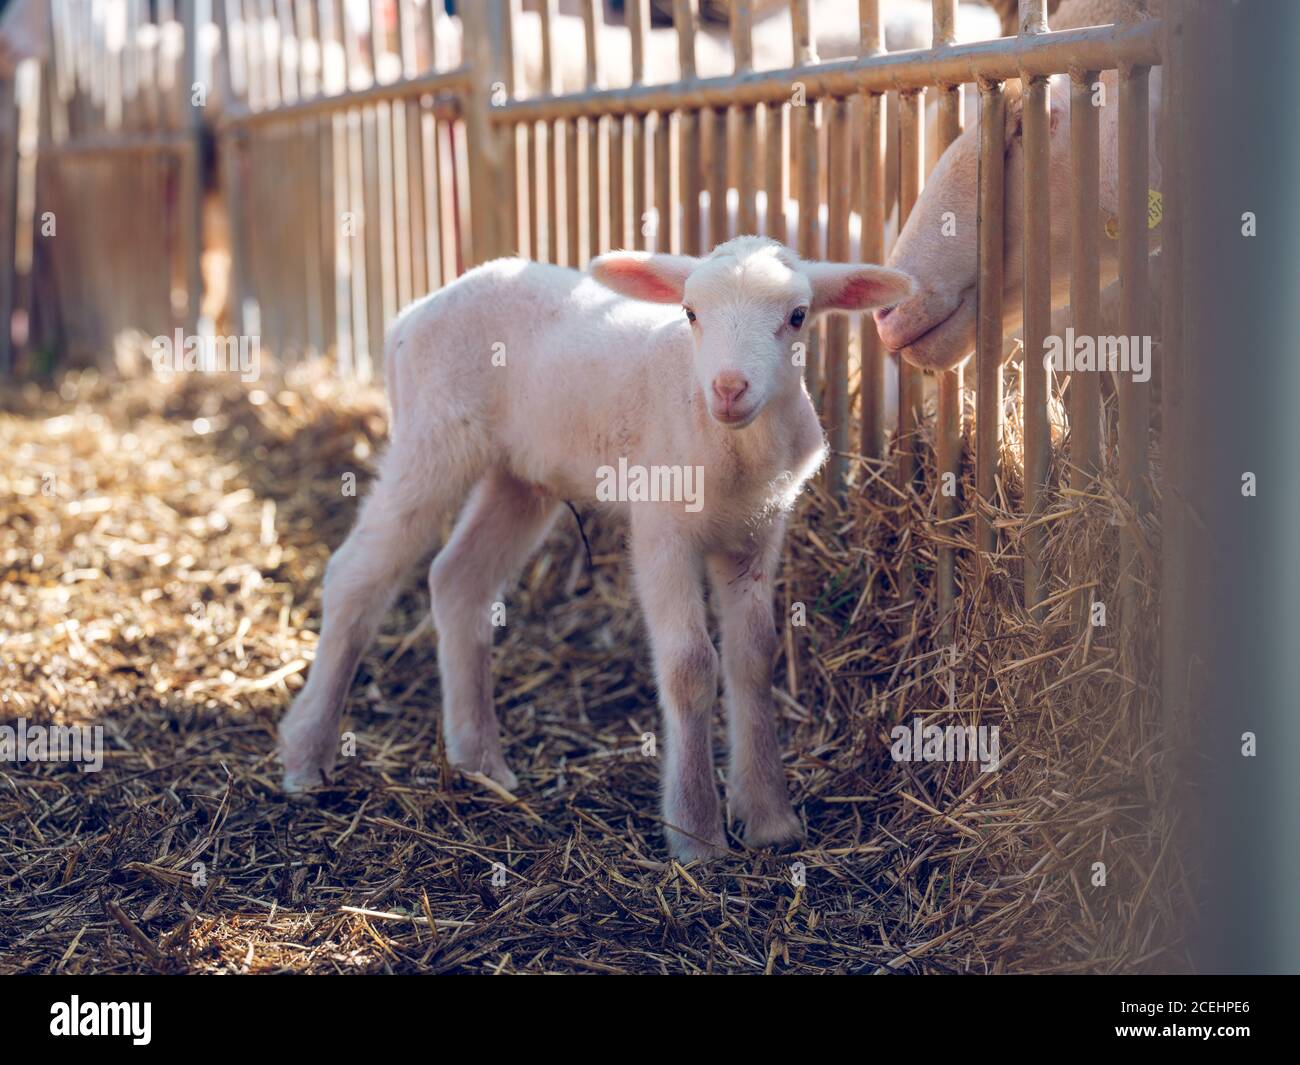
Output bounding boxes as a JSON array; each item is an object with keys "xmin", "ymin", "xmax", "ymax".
[{"xmin": 277, "ymin": 236, "xmax": 913, "ymax": 861}]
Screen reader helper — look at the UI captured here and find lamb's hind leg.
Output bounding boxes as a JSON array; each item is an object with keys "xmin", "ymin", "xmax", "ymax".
[
  {"xmin": 279, "ymin": 440, "xmax": 476, "ymax": 791},
  {"xmin": 429, "ymin": 469, "xmax": 560, "ymax": 790}
]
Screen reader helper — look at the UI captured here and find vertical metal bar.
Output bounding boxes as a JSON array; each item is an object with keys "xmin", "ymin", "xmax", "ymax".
[
  {"xmin": 366, "ymin": 0, "xmax": 383, "ymax": 87},
  {"xmin": 1068, "ymin": 67, "xmax": 1101, "ymax": 626},
  {"xmin": 278, "ymin": 0, "xmax": 301, "ymax": 102},
  {"xmin": 825, "ymin": 98, "xmax": 851, "ymax": 497},
  {"xmin": 1159, "ymin": 1, "xmax": 1187, "ymax": 740},
  {"xmin": 583, "ymin": 0, "xmax": 603, "ymax": 259},
  {"xmin": 764, "ymin": 100, "xmax": 785, "ymax": 245},
  {"xmin": 362, "ymin": 105, "xmax": 384, "ymax": 371},
  {"xmin": 30, "ymin": 66, "xmax": 57, "ymax": 357},
  {"xmin": 975, "ymin": 79, "xmax": 1006, "ymax": 559},
  {"xmin": 791, "ymin": 0, "xmax": 819, "ymax": 405},
  {"xmin": 304, "ymin": 116, "xmax": 327, "ymax": 354},
  {"xmin": 346, "ymin": 109, "xmax": 370, "ymax": 376},
  {"xmin": 527, "ymin": 121, "xmax": 541, "ymax": 258},
  {"xmin": 13, "ymin": 64, "xmax": 40, "ymax": 353},
  {"xmin": 1118, "ymin": 50, "xmax": 1151, "ymax": 667},
  {"xmin": 1020, "ymin": 0, "xmax": 1052, "ymax": 614},
  {"xmin": 181, "ymin": 0, "xmax": 203, "ymax": 337},
  {"xmin": 675, "ymin": 0, "xmax": 702, "ymax": 256},
  {"xmin": 896, "ymin": 88, "xmax": 923, "ymax": 500},
  {"xmin": 215, "ymin": 0, "xmax": 247, "ymax": 334},
  {"xmin": 288, "ymin": 119, "xmax": 313, "ymax": 354},
  {"xmin": 296, "ymin": 2, "xmax": 334, "ymax": 354},
  {"xmin": 248, "ymin": 129, "xmax": 269, "ymax": 351},
  {"xmin": 396, "ymin": 0, "xmax": 418, "ymax": 84},
  {"xmin": 1118, "ymin": 73, "xmax": 1151, "ymax": 514},
  {"xmin": 258, "ymin": 0, "xmax": 282, "ymax": 106},
  {"xmin": 654, "ymin": 112, "xmax": 673, "ymax": 253},
  {"xmin": 708, "ymin": 107, "xmax": 726, "ymax": 246},
  {"xmin": 422, "ymin": 105, "xmax": 444, "ymax": 289},
  {"xmin": 610, "ymin": 114, "xmax": 625, "ymax": 247},
  {"xmin": 731, "ymin": 0, "xmax": 757, "ymax": 235},
  {"xmin": 0, "ymin": 80, "xmax": 18, "ymax": 373},
  {"xmin": 324, "ymin": 0, "xmax": 348, "ymax": 93},
  {"xmin": 454, "ymin": 118, "xmax": 474, "ymax": 275},
  {"xmin": 426, "ymin": 0, "xmax": 440, "ymax": 71},
  {"xmin": 332, "ymin": 111, "xmax": 354, "ymax": 372},
  {"xmin": 460, "ymin": 0, "xmax": 506, "ymax": 265},
  {"xmin": 377, "ymin": 101, "xmax": 398, "ymax": 333},
  {"xmin": 1019, "ymin": 0, "xmax": 1048, "ymax": 35},
  {"xmin": 859, "ymin": 0, "xmax": 886, "ymax": 459},
  {"xmin": 932, "ymin": 0, "xmax": 964, "ymax": 638},
  {"xmin": 628, "ymin": 0, "xmax": 649, "ymax": 249},
  {"xmin": 1068, "ymin": 72, "xmax": 1102, "ymax": 483},
  {"xmin": 401, "ymin": 100, "xmax": 427, "ymax": 299},
  {"xmin": 540, "ymin": 0, "xmax": 559, "ymax": 263},
  {"xmin": 566, "ymin": 113, "xmax": 581, "ymax": 263},
  {"xmin": 500, "ymin": 0, "xmax": 521, "ymax": 256},
  {"xmin": 318, "ymin": 114, "xmax": 337, "ymax": 348}
]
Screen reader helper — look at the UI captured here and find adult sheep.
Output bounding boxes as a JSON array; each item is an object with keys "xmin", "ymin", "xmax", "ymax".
[{"xmin": 872, "ymin": 0, "xmax": 1164, "ymax": 372}]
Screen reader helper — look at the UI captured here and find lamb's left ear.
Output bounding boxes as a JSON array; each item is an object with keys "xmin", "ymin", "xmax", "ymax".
[
  {"xmin": 806, "ymin": 263, "xmax": 915, "ymax": 315},
  {"xmin": 590, "ymin": 251, "xmax": 699, "ymax": 303}
]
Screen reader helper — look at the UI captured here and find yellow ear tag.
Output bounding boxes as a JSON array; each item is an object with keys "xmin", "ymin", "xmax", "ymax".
[
  {"xmin": 1147, "ymin": 188, "xmax": 1163, "ymax": 229},
  {"xmin": 1104, "ymin": 189, "xmax": 1162, "ymax": 240}
]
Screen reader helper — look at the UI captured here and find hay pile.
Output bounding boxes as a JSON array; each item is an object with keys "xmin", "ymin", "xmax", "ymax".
[{"xmin": 0, "ymin": 345, "xmax": 1186, "ymax": 973}]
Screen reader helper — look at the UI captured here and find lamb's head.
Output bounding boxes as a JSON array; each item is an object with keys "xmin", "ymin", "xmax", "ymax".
[
  {"xmin": 591, "ymin": 237, "xmax": 913, "ymax": 429},
  {"xmin": 874, "ymin": 79, "xmax": 1073, "ymax": 372}
]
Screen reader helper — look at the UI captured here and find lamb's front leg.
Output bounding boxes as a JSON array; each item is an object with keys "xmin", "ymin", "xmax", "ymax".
[
  {"xmin": 706, "ymin": 529, "xmax": 803, "ymax": 850},
  {"xmin": 631, "ymin": 523, "xmax": 726, "ymax": 861}
]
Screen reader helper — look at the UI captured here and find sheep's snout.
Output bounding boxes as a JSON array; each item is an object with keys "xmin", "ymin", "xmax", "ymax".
[
  {"xmin": 710, "ymin": 371, "xmax": 753, "ymax": 426},
  {"xmin": 872, "ymin": 284, "xmax": 975, "ymax": 372}
]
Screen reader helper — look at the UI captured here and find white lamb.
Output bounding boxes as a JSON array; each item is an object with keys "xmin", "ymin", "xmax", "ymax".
[{"xmin": 278, "ymin": 236, "xmax": 912, "ymax": 861}]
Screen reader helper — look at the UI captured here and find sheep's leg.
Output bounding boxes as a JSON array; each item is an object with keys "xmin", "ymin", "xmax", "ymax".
[
  {"xmin": 631, "ymin": 523, "xmax": 725, "ymax": 861},
  {"xmin": 279, "ymin": 441, "xmax": 473, "ymax": 791},
  {"xmin": 707, "ymin": 528, "xmax": 802, "ymax": 850},
  {"xmin": 429, "ymin": 469, "xmax": 560, "ymax": 790}
]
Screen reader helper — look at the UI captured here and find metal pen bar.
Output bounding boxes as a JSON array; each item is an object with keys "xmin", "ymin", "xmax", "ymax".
[
  {"xmin": 975, "ymin": 78, "xmax": 1006, "ymax": 559},
  {"xmin": 1020, "ymin": 0, "xmax": 1052, "ymax": 614}
]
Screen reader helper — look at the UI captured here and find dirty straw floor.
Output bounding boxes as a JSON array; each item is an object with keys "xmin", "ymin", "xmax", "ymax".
[{"xmin": 0, "ymin": 351, "xmax": 1186, "ymax": 974}]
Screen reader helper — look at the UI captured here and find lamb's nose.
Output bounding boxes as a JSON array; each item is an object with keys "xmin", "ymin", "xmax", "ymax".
[
  {"xmin": 874, "ymin": 305, "xmax": 895, "ymax": 323},
  {"xmin": 712, "ymin": 372, "xmax": 749, "ymax": 405}
]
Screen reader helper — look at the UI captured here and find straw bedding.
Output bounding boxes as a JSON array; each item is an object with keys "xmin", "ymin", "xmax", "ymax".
[{"xmin": 0, "ymin": 344, "xmax": 1185, "ymax": 974}]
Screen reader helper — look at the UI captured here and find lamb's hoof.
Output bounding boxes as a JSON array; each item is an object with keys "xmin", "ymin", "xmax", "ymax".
[
  {"xmin": 739, "ymin": 806, "xmax": 804, "ymax": 851},
  {"xmin": 665, "ymin": 826, "xmax": 729, "ymax": 864},
  {"xmin": 450, "ymin": 749, "xmax": 519, "ymax": 793},
  {"xmin": 281, "ymin": 758, "xmax": 331, "ymax": 796},
  {"xmin": 278, "ymin": 735, "xmax": 334, "ymax": 796}
]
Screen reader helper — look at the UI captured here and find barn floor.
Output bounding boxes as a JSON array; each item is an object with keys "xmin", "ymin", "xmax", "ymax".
[{"xmin": 0, "ymin": 347, "xmax": 1187, "ymax": 974}]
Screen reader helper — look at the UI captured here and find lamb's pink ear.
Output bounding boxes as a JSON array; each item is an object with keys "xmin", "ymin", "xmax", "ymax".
[
  {"xmin": 806, "ymin": 263, "xmax": 915, "ymax": 315},
  {"xmin": 590, "ymin": 252, "xmax": 698, "ymax": 303}
]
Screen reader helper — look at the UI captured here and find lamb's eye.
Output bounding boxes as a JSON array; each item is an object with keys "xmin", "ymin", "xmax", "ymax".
[
  {"xmin": 684, "ymin": 307, "xmax": 697, "ymax": 323},
  {"xmin": 789, "ymin": 308, "xmax": 807, "ymax": 329}
]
